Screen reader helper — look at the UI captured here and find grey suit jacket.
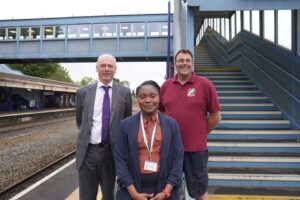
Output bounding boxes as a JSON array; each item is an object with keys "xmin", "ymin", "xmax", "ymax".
[{"xmin": 75, "ymin": 81, "xmax": 132, "ymax": 170}]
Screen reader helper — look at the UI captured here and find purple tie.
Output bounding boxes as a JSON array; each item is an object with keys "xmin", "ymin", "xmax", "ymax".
[{"xmin": 101, "ymin": 86, "xmax": 110, "ymax": 147}]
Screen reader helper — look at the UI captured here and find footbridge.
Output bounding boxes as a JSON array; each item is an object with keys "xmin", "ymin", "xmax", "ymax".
[{"xmin": 0, "ymin": 14, "xmax": 173, "ymax": 63}]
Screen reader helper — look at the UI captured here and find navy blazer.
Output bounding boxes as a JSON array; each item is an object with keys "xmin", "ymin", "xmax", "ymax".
[{"xmin": 114, "ymin": 112, "xmax": 184, "ymax": 199}]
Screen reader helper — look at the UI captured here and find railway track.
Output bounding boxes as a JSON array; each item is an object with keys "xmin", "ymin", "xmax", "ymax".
[{"xmin": 0, "ymin": 150, "xmax": 76, "ymax": 199}]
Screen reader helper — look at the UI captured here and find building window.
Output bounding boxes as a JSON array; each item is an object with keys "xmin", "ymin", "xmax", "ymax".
[
  {"xmin": 264, "ymin": 10, "xmax": 275, "ymax": 42},
  {"xmin": 236, "ymin": 11, "xmax": 241, "ymax": 34},
  {"xmin": 278, "ymin": 10, "xmax": 291, "ymax": 50},
  {"xmin": 7, "ymin": 28, "xmax": 16, "ymax": 40},
  {"xmin": 55, "ymin": 26, "xmax": 65, "ymax": 38},
  {"xmin": 132, "ymin": 23, "xmax": 144, "ymax": 36},
  {"xmin": 94, "ymin": 24, "xmax": 117, "ymax": 37},
  {"xmin": 120, "ymin": 23, "xmax": 131, "ymax": 36},
  {"xmin": 79, "ymin": 24, "xmax": 90, "ymax": 38},
  {"xmin": 44, "ymin": 26, "xmax": 54, "ymax": 39},
  {"xmin": 244, "ymin": 11, "xmax": 250, "ymax": 31},
  {"xmin": 0, "ymin": 28, "xmax": 6, "ymax": 40},
  {"xmin": 31, "ymin": 27, "xmax": 40, "ymax": 39},
  {"xmin": 251, "ymin": 10, "xmax": 260, "ymax": 35},
  {"xmin": 148, "ymin": 22, "xmax": 171, "ymax": 36},
  {"xmin": 20, "ymin": 27, "xmax": 30, "ymax": 40}
]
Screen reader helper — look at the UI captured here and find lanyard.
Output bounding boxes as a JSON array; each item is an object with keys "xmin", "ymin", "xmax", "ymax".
[{"xmin": 140, "ymin": 112, "xmax": 158, "ymax": 161}]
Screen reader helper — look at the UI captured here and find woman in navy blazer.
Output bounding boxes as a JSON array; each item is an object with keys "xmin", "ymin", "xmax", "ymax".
[{"xmin": 114, "ymin": 81, "xmax": 184, "ymax": 200}]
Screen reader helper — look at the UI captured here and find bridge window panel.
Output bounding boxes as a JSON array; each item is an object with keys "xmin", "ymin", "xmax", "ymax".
[
  {"xmin": 68, "ymin": 25, "xmax": 78, "ymax": 38},
  {"xmin": 94, "ymin": 24, "xmax": 104, "ymax": 37},
  {"xmin": 0, "ymin": 28, "xmax": 6, "ymax": 40},
  {"xmin": 7, "ymin": 28, "xmax": 16, "ymax": 40},
  {"xmin": 263, "ymin": 10, "xmax": 275, "ymax": 42},
  {"xmin": 31, "ymin": 27, "xmax": 40, "ymax": 39},
  {"xmin": 20, "ymin": 27, "xmax": 30, "ymax": 40},
  {"xmin": 132, "ymin": 23, "xmax": 144, "ymax": 36},
  {"xmin": 105, "ymin": 24, "xmax": 117, "ymax": 37},
  {"xmin": 214, "ymin": 18, "xmax": 217, "ymax": 30},
  {"xmin": 231, "ymin": 13, "xmax": 236, "ymax": 39},
  {"xmin": 236, "ymin": 11, "xmax": 241, "ymax": 34},
  {"xmin": 244, "ymin": 11, "xmax": 250, "ymax": 31},
  {"xmin": 44, "ymin": 26, "xmax": 54, "ymax": 39},
  {"xmin": 55, "ymin": 26, "xmax": 65, "ymax": 38},
  {"xmin": 225, "ymin": 18, "xmax": 230, "ymax": 41},
  {"xmin": 120, "ymin": 23, "xmax": 132, "ymax": 36},
  {"xmin": 160, "ymin": 22, "xmax": 169, "ymax": 36},
  {"xmin": 278, "ymin": 10, "xmax": 291, "ymax": 50},
  {"xmin": 251, "ymin": 10, "xmax": 260, "ymax": 36},
  {"xmin": 148, "ymin": 23, "xmax": 159, "ymax": 36},
  {"xmin": 79, "ymin": 25, "xmax": 90, "ymax": 38}
]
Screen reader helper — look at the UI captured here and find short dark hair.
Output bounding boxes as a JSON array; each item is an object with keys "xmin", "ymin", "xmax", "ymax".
[
  {"xmin": 174, "ymin": 48, "xmax": 193, "ymax": 62},
  {"xmin": 136, "ymin": 80, "xmax": 160, "ymax": 96}
]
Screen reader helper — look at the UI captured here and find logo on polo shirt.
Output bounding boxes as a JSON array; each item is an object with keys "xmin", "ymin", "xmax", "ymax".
[{"xmin": 187, "ymin": 88, "xmax": 195, "ymax": 97}]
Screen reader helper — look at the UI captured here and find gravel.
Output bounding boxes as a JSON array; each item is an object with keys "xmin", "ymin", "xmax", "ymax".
[{"xmin": 0, "ymin": 117, "xmax": 77, "ymax": 192}]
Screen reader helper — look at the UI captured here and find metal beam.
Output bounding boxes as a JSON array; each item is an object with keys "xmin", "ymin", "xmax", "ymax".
[{"xmin": 187, "ymin": 0, "xmax": 300, "ymax": 11}]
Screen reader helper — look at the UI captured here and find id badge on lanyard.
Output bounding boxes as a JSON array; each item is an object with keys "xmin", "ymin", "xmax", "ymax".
[{"xmin": 140, "ymin": 113, "xmax": 158, "ymax": 172}]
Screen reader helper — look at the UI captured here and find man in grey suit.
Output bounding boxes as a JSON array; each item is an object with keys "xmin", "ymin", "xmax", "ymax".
[{"xmin": 75, "ymin": 54, "xmax": 132, "ymax": 200}]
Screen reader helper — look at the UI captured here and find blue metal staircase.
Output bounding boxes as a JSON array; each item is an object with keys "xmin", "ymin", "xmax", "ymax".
[{"xmin": 195, "ymin": 68, "xmax": 300, "ymax": 196}]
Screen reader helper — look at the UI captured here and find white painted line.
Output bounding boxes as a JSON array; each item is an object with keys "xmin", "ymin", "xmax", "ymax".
[
  {"xmin": 9, "ymin": 159, "xmax": 76, "ymax": 200},
  {"xmin": 220, "ymin": 103, "xmax": 273, "ymax": 107},
  {"xmin": 219, "ymin": 96, "xmax": 267, "ymax": 99},
  {"xmin": 220, "ymin": 111, "xmax": 281, "ymax": 114},
  {"xmin": 208, "ymin": 173, "xmax": 300, "ymax": 181},
  {"xmin": 208, "ymin": 142, "xmax": 300, "ymax": 147},
  {"xmin": 219, "ymin": 120, "xmax": 290, "ymax": 124},
  {"xmin": 210, "ymin": 130, "xmax": 300, "ymax": 134},
  {"xmin": 209, "ymin": 156, "xmax": 300, "ymax": 163}
]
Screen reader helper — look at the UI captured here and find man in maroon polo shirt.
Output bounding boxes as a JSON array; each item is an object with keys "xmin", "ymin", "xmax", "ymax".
[{"xmin": 159, "ymin": 48, "xmax": 221, "ymax": 200}]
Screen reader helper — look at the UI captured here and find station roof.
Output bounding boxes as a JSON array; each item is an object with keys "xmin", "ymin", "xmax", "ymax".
[{"xmin": 0, "ymin": 72, "xmax": 80, "ymax": 92}]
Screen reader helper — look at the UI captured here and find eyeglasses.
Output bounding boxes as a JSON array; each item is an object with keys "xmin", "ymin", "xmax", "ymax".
[{"xmin": 176, "ymin": 59, "xmax": 192, "ymax": 64}]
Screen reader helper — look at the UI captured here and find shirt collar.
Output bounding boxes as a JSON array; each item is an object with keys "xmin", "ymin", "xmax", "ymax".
[
  {"xmin": 97, "ymin": 80, "xmax": 113, "ymax": 88},
  {"xmin": 173, "ymin": 72, "xmax": 195, "ymax": 84},
  {"xmin": 142, "ymin": 111, "xmax": 159, "ymax": 125}
]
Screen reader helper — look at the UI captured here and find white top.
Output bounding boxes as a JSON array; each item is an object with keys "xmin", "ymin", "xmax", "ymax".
[{"xmin": 90, "ymin": 80, "xmax": 113, "ymax": 144}]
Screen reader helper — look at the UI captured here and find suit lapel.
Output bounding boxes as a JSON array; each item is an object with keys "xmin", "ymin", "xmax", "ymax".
[
  {"xmin": 110, "ymin": 82, "xmax": 119, "ymax": 125},
  {"xmin": 88, "ymin": 83, "xmax": 97, "ymax": 129}
]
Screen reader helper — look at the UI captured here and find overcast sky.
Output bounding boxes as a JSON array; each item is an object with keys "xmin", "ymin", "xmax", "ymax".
[{"xmin": 0, "ymin": 0, "xmax": 174, "ymax": 90}]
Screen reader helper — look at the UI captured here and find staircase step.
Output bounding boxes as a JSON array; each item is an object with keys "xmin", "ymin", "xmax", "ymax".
[
  {"xmin": 208, "ymin": 130, "xmax": 299, "ymax": 140},
  {"xmin": 208, "ymin": 156, "xmax": 300, "ymax": 169},
  {"xmin": 217, "ymin": 120, "xmax": 290, "ymax": 129},
  {"xmin": 208, "ymin": 173, "xmax": 300, "ymax": 188},
  {"xmin": 212, "ymin": 80, "xmax": 252, "ymax": 85},
  {"xmin": 208, "ymin": 142, "xmax": 300, "ymax": 154},
  {"xmin": 217, "ymin": 90, "xmax": 263, "ymax": 96},
  {"xmin": 219, "ymin": 96, "xmax": 269, "ymax": 103},
  {"xmin": 216, "ymin": 85, "xmax": 257, "ymax": 90},
  {"xmin": 220, "ymin": 111, "xmax": 282, "ymax": 119},
  {"xmin": 220, "ymin": 103, "xmax": 275, "ymax": 111},
  {"xmin": 204, "ymin": 75, "xmax": 249, "ymax": 80}
]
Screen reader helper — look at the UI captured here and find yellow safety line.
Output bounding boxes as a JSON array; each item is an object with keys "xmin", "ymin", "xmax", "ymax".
[{"xmin": 209, "ymin": 194, "xmax": 300, "ymax": 200}]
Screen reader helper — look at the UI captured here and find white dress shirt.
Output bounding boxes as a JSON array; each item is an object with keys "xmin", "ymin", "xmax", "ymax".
[{"xmin": 90, "ymin": 80, "xmax": 113, "ymax": 144}]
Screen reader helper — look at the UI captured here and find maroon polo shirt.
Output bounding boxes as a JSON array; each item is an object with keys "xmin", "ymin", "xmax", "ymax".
[{"xmin": 159, "ymin": 73, "xmax": 221, "ymax": 152}]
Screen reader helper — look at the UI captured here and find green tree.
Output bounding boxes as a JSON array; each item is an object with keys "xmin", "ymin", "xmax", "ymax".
[
  {"xmin": 113, "ymin": 77, "xmax": 130, "ymax": 88},
  {"xmin": 9, "ymin": 63, "xmax": 74, "ymax": 83},
  {"xmin": 80, "ymin": 77, "xmax": 96, "ymax": 85},
  {"xmin": 48, "ymin": 66, "xmax": 73, "ymax": 83}
]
